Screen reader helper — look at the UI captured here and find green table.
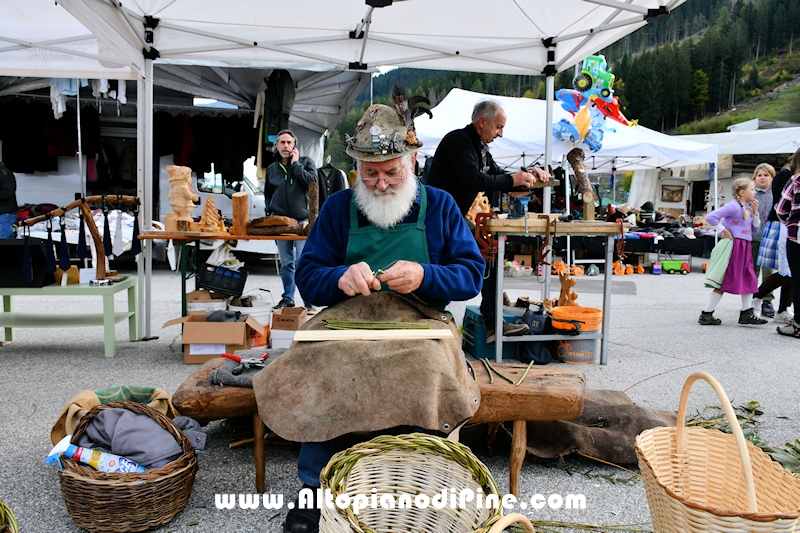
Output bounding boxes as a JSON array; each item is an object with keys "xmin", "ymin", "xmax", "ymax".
[{"xmin": 0, "ymin": 277, "xmax": 138, "ymax": 358}]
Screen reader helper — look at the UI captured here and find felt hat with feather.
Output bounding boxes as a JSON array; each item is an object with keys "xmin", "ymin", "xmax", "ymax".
[{"xmin": 346, "ymin": 83, "xmax": 431, "ymax": 162}]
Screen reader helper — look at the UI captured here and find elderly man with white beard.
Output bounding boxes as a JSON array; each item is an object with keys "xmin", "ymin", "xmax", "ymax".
[{"xmin": 259, "ymin": 102, "xmax": 485, "ymax": 533}]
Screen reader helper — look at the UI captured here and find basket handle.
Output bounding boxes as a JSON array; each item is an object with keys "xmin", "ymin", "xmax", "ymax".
[
  {"xmin": 487, "ymin": 513, "xmax": 536, "ymax": 533},
  {"xmin": 676, "ymin": 372, "xmax": 757, "ymax": 513}
]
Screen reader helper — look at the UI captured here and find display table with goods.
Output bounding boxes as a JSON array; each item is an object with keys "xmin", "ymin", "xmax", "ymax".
[
  {"xmin": 138, "ymin": 231, "xmax": 306, "ymax": 315},
  {"xmin": 486, "ymin": 215, "xmax": 625, "ymax": 365}
]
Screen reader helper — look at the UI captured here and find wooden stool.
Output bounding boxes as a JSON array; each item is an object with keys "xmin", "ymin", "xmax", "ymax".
[{"xmin": 172, "ymin": 358, "xmax": 586, "ymax": 495}]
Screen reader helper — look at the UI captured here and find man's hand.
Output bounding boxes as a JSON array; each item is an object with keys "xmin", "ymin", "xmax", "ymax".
[
  {"xmin": 530, "ymin": 166, "xmax": 551, "ymax": 183},
  {"xmin": 511, "ymin": 170, "xmax": 536, "ymax": 188},
  {"xmin": 338, "ymin": 262, "xmax": 381, "ymax": 297},
  {"xmin": 511, "ymin": 167, "xmax": 551, "ymax": 188},
  {"xmin": 377, "ymin": 260, "xmax": 424, "ymax": 294},
  {"xmin": 290, "ymin": 148, "xmax": 299, "ymax": 165}
]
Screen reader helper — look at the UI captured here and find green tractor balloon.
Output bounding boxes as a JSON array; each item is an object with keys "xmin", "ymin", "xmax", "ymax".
[{"xmin": 573, "ymin": 55, "xmax": 615, "ymax": 98}]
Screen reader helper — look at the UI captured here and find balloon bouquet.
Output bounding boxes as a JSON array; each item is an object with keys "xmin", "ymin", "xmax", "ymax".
[{"xmin": 552, "ymin": 55, "xmax": 635, "ymax": 152}]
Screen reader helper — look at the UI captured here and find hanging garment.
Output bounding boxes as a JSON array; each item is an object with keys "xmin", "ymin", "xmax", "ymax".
[
  {"xmin": 253, "ymin": 91, "xmax": 265, "ymax": 129},
  {"xmin": 113, "ymin": 211, "xmax": 124, "ymax": 257},
  {"xmin": 117, "ymin": 80, "xmax": 127, "ymax": 105}
]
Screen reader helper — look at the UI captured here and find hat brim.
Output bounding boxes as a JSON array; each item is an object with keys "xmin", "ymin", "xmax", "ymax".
[{"xmin": 346, "ymin": 145, "xmax": 420, "ymax": 163}]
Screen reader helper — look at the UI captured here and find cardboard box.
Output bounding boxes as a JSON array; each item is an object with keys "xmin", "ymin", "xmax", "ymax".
[
  {"xmin": 272, "ymin": 307, "xmax": 308, "ymax": 330},
  {"xmin": 163, "ymin": 313, "xmax": 264, "ymax": 364},
  {"xmin": 270, "ymin": 329, "xmax": 296, "ymax": 349},
  {"xmin": 513, "ymin": 254, "xmax": 533, "ymax": 267},
  {"xmin": 185, "ymin": 289, "xmax": 231, "ymax": 315}
]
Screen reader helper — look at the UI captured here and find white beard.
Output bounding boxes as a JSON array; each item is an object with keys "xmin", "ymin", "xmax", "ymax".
[{"xmin": 354, "ymin": 174, "xmax": 419, "ymax": 229}]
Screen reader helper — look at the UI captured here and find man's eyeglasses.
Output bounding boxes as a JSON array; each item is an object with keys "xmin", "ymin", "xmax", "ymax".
[{"xmin": 360, "ymin": 168, "xmax": 406, "ymax": 186}]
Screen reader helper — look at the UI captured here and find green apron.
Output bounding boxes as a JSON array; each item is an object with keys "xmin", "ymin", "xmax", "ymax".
[{"xmin": 344, "ymin": 185, "xmax": 447, "ymax": 311}]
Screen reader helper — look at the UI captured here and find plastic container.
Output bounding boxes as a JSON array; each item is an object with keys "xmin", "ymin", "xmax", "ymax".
[
  {"xmin": 198, "ymin": 264, "xmax": 247, "ymax": 296},
  {"xmin": 550, "ymin": 306, "xmax": 602, "ymax": 364}
]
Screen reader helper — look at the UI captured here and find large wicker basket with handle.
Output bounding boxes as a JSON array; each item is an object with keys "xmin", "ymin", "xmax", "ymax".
[
  {"xmin": 56, "ymin": 401, "xmax": 198, "ymax": 533},
  {"xmin": 319, "ymin": 433, "xmax": 536, "ymax": 533},
  {"xmin": 635, "ymin": 372, "xmax": 800, "ymax": 532}
]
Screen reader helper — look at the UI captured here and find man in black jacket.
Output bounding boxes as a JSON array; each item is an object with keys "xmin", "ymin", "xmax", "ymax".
[
  {"xmin": 427, "ymin": 100, "xmax": 550, "ymax": 340},
  {"xmin": 0, "ymin": 161, "xmax": 17, "ymax": 239},
  {"xmin": 264, "ymin": 130, "xmax": 317, "ymax": 310}
]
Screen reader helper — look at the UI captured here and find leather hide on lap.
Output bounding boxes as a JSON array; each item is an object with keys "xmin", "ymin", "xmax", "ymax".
[{"xmin": 253, "ymin": 293, "xmax": 480, "ymax": 442}]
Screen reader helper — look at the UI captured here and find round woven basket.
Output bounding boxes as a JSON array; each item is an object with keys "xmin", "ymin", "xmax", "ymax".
[
  {"xmin": 636, "ymin": 372, "xmax": 800, "ymax": 532},
  {"xmin": 320, "ymin": 433, "xmax": 535, "ymax": 533},
  {"xmin": 56, "ymin": 401, "xmax": 198, "ymax": 533}
]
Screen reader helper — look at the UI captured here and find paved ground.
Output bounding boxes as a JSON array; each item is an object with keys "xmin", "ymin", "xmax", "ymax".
[{"xmin": 0, "ymin": 254, "xmax": 797, "ymax": 533}]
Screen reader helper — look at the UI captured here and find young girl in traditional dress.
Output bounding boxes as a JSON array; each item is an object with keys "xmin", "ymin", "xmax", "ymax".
[{"xmin": 699, "ymin": 178, "xmax": 769, "ymax": 326}]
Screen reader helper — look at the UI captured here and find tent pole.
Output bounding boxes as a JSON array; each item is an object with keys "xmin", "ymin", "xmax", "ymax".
[
  {"xmin": 137, "ymin": 59, "xmax": 156, "ymax": 340},
  {"xmin": 542, "ymin": 74, "xmax": 555, "ymax": 302},
  {"xmin": 76, "ymin": 79, "xmax": 85, "ymax": 198},
  {"xmin": 136, "ymin": 72, "xmax": 145, "ymax": 339},
  {"xmin": 544, "ymin": 76, "xmax": 554, "ymax": 215},
  {"xmin": 144, "ymin": 58, "xmax": 155, "ymax": 339}
]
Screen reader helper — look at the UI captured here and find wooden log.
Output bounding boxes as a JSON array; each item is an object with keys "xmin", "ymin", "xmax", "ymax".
[
  {"xmin": 172, "ymin": 358, "xmax": 257, "ymax": 425},
  {"xmin": 247, "ymin": 224, "xmax": 304, "ymax": 236},
  {"xmin": 469, "ymin": 364, "xmax": 585, "ymax": 423},
  {"xmin": 307, "ymin": 181, "xmax": 319, "ymax": 229},
  {"xmin": 567, "ymin": 148, "xmax": 594, "ymax": 221},
  {"xmin": 231, "ymin": 192, "xmax": 249, "ymax": 236},
  {"xmin": 79, "ymin": 203, "xmax": 107, "ymax": 280}
]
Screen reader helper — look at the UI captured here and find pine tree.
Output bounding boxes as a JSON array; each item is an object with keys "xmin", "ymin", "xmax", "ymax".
[{"xmin": 690, "ymin": 69, "xmax": 710, "ymax": 117}]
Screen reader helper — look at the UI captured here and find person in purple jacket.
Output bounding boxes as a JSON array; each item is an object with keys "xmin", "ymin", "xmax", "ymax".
[{"xmin": 699, "ymin": 178, "xmax": 769, "ymax": 326}]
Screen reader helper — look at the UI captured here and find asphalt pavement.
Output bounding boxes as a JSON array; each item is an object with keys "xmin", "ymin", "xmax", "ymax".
[{"xmin": 0, "ymin": 254, "xmax": 797, "ymax": 533}]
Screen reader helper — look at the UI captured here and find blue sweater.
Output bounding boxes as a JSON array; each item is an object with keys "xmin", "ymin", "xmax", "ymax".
[{"xmin": 296, "ymin": 185, "xmax": 485, "ymax": 307}]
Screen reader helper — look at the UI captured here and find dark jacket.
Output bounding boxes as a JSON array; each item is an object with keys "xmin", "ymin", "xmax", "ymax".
[
  {"xmin": 768, "ymin": 168, "xmax": 792, "ymax": 222},
  {"xmin": 426, "ymin": 124, "xmax": 514, "ymax": 215},
  {"xmin": 0, "ymin": 162, "xmax": 17, "ymax": 215},
  {"xmin": 264, "ymin": 156, "xmax": 317, "ymax": 220}
]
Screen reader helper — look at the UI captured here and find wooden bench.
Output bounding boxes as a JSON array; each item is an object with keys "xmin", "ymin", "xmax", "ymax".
[{"xmin": 173, "ymin": 357, "xmax": 586, "ymax": 495}]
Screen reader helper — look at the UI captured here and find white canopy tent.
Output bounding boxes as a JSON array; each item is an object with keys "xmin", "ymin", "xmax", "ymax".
[
  {"xmin": 681, "ymin": 127, "xmax": 800, "ymax": 156},
  {"xmin": 627, "ymin": 126, "xmax": 800, "ymax": 211},
  {"xmin": 0, "ymin": 0, "xmax": 688, "ymax": 336},
  {"xmin": 415, "ymin": 88, "xmax": 718, "ymax": 172}
]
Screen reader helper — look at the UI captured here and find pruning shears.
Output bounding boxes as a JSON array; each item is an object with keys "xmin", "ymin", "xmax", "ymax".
[{"xmin": 222, "ymin": 351, "xmax": 269, "ymax": 375}]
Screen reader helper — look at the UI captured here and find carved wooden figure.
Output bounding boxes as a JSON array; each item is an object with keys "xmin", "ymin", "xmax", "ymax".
[{"xmin": 165, "ymin": 165, "xmax": 199, "ymax": 232}]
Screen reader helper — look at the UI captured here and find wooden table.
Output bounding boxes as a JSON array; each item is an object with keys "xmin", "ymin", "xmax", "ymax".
[
  {"xmin": 139, "ymin": 231, "xmax": 306, "ymax": 316},
  {"xmin": 0, "ymin": 276, "xmax": 138, "ymax": 358},
  {"xmin": 487, "ymin": 217, "xmax": 625, "ymax": 365}
]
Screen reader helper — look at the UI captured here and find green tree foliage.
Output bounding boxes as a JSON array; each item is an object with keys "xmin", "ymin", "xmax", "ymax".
[
  {"xmin": 469, "ymin": 78, "xmax": 484, "ymax": 93},
  {"xmin": 691, "ymin": 69, "xmax": 710, "ymax": 116}
]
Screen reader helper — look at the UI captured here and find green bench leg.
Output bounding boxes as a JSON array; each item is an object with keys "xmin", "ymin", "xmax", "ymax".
[
  {"xmin": 128, "ymin": 281, "xmax": 138, "ymax": 341},
  {"xmin": 103, "ymin": 293, "xmax": 116, "ymax": 358},
  {"xmin": 2, "ymin": 295, "xmax": 14, "ymax": 345}
]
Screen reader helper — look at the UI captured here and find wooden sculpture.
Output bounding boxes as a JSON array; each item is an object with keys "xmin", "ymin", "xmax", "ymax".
[
  {"xmin": 199, "ymin": 196, "xmax": 226, "ymax": 234},
  {"xmin": 466, "ymin": 192, "xmax": 492, "ymax": 224},
  {"xmin": 557, "ymin": 271, "xmax": 579, "ymax": 307},
  {"xmin": 165, "ymin": 165, "xmax": 199, "ymax": 232}
]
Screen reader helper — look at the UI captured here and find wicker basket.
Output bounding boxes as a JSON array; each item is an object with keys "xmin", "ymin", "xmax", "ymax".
[
  {"xmin": 635, "ymin": 372, "xmax": 800, "ymax": 532},
  {"xmin": 319, "ymin": 433, "xmax": 536, "ymax": 533},
  {"xmin": 56, "ymin": 401, "xmax": 198, "ymax": 533}
]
